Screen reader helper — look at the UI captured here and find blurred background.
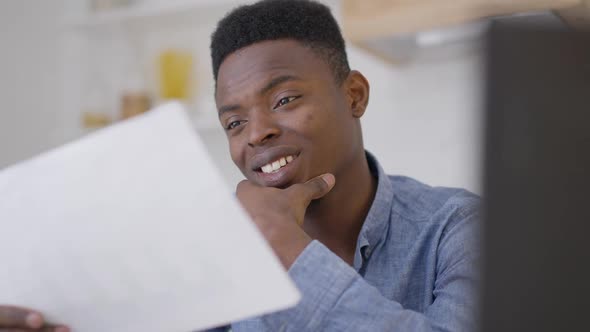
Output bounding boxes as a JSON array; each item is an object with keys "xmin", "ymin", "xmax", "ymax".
[{"xmin": 0, "ymin": 0, "xmax": 585, "ymax": 193}]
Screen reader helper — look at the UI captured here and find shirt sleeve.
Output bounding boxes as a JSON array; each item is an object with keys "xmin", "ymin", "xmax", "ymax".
[
  {"xmin": 258, "ymin": 208, "xmax": 480, "ymax": 332},
  {"xmin": 200, "ymin": 326, "xmax": 229, "ymax": 332}
]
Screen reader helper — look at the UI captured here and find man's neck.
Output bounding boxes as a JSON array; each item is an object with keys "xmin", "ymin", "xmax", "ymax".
[{"xmin": 302, "ymin": 152, "xmax": 377, "ymax": 265}]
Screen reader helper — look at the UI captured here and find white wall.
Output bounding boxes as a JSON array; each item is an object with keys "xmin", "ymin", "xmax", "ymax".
[
  {"xmin": 0, "ymin": 1, "xmax": 65, "ymax": 168},
  {"xmin": 351, "ymin": 46, "xmax": 484, "ymax": 193}
]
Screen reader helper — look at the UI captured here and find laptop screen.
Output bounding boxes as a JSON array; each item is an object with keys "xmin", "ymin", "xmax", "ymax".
[{"xmin": 480, "ymin": 20, "xmax": 590, "ymax": 332}]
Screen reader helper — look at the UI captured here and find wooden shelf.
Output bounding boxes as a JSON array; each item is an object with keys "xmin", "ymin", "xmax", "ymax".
[
  {"xmin": 557, "ymin": 0, "xmax": 590, "ymax": 29},
  {"xmin": 341, "ymin": 0, "xmax": 589, "ymax": 64},
  {"xmin": 341, "ymin": 0, "xmax": 583, "ymax": 41},
  {"xmin": 62, "ymin": 0, "xmax": 234, "ymax": 133}
]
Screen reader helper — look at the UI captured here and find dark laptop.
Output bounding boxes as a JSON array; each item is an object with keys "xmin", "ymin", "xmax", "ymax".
[{"xmin": 480, "ymin": 18, "xmax": 590, "ymax": 332}]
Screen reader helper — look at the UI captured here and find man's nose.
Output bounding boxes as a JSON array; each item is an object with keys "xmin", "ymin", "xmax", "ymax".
[{"xmin": 247, "ymin": 110, "xmax": 281, "ymax": 147}]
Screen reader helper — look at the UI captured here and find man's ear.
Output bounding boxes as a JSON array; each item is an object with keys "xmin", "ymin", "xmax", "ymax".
[{"xmin": 343, "ymin": 70, "xmax": 370, "ymax": 118}]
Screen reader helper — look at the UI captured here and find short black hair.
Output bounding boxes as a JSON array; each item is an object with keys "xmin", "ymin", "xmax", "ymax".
[{"xmin": 210, "ymin": 0, "xmax": 350, "ymax": 84}]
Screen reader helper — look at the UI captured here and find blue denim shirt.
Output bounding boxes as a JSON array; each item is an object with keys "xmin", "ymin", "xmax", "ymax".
[{"xmin": 210, "ymin": 153, "xmax": 480, "ymax": 332}]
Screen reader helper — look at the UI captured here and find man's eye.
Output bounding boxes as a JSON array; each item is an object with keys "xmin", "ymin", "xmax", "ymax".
[
  {"xmin": 274, "ymin": 96, "xmax": 299, "ymax": 109},
  {"xmin": 226, "ymin": 120, "xmax": 243, "ymax": 130}
]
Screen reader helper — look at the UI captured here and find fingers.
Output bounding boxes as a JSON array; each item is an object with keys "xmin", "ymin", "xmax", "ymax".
[
  {"xmin": 39, "ymin": 326, "xmax": 70, "ymax": 332},
  {"xmin": 0, "ymin": 327, "xmax": 69, "ymax": 332},
  {"xmin": 0, "ymin": 306, "xmax": 43, "ymax": 329},
  {"xmin": 289, "ymin": 173, "xmax": 336, "ymax": 204},
  {"xmin": 0, "ymin": 307, "xmax": 69, "ymax": 332},
  {"xmin": 235, "ymin": 179, "xmax": 251, "ymax": 193}
]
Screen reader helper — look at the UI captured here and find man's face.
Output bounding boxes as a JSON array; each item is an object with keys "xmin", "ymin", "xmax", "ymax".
[{"xmin": 215, "ymin": 39, "xmax": 361, "ymax": 188}]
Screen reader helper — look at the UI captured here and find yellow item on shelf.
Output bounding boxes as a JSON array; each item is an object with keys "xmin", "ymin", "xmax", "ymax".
[
  {"xmin": 158, "ymin": 50, "xmax": 194, "ymax": 100},
  {"xmin": 82, "ymin": 112, "xmax": 111, "ymax": 129},
  {"xmin": 120, "ymin": 93, "xmax": 151, "ymax": 120}
]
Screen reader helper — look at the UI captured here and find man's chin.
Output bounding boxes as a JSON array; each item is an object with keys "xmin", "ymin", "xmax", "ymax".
[
  {"xmin": 255, "ymin": 178, "xmax": 297, "ymax": 189},
  {"xmin": 247, "ymin": 171, "xmax": 305, "ymax": 189}
]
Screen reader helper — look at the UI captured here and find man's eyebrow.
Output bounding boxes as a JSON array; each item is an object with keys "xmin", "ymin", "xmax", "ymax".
[
  {"xmin": 258, "ymin": 75, "xmax": 301, "ymax": 96},
  {"xmin": 218, "ymin": 104, "xmax": 241, "ymax": 118},
  {"xmin": 218, "ymin": 75, "xmax": 302, "ymax": 117}
]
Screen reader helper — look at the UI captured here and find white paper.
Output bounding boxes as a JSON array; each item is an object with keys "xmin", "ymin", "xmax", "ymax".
[{"xmin": 0, "ymin": 102, "xmax": 300, "ymax": 332}]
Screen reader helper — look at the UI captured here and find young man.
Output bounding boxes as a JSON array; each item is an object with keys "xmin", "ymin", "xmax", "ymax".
[
  {"xmin": 208, "ymin": 1, "xmax": 480, "ymax": 331},
  {"xmin": 0, "ymin": 1, "xmax": 479, "ymax": 331}
]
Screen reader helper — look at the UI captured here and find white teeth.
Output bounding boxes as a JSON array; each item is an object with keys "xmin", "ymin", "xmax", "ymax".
[
  {"xmin": 261, "ymin": 164, "xmax": 274, "ymax": 173},
  {"xmin": 272, "ymin": 161, "xmax": 280, "ymax": 171},
  {"xmin": 260, "ymin": 155, "xmax": 296, "ymax": 174}
]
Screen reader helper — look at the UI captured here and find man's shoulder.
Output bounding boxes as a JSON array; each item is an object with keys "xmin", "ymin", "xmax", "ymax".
[{"xmin": 386, "ymin": 175, "xmax": 480, "ymax": 224}]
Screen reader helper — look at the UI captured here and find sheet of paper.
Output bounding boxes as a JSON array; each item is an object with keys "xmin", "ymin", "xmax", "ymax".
[{"xmin": 0, "ymin": 102, "xmax": 300, "ymax": 332}]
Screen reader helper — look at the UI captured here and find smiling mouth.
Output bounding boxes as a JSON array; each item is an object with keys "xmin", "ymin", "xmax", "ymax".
[{"xmin": 259, "ymin": 155, "xmax": 296, "ymax": 174}]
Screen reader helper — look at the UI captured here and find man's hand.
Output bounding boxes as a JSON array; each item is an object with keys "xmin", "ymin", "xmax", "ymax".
[
  {"xmin": 0, "ymin": 305, "xmax": 69, "ymax": 331},
  {"xmin": 236, "ymin": 173, "xmax": 336, "ymax": 269}
]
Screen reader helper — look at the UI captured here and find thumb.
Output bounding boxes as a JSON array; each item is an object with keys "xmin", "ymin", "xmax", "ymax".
[{"xmin": 289, "ymin": 173, "xmax": 336, "ymax": 205}]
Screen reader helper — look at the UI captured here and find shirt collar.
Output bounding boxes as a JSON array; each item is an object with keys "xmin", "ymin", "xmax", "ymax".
[{"xmin": 353, "ymin": 151, "xmax": 394, "ymax": 270}]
